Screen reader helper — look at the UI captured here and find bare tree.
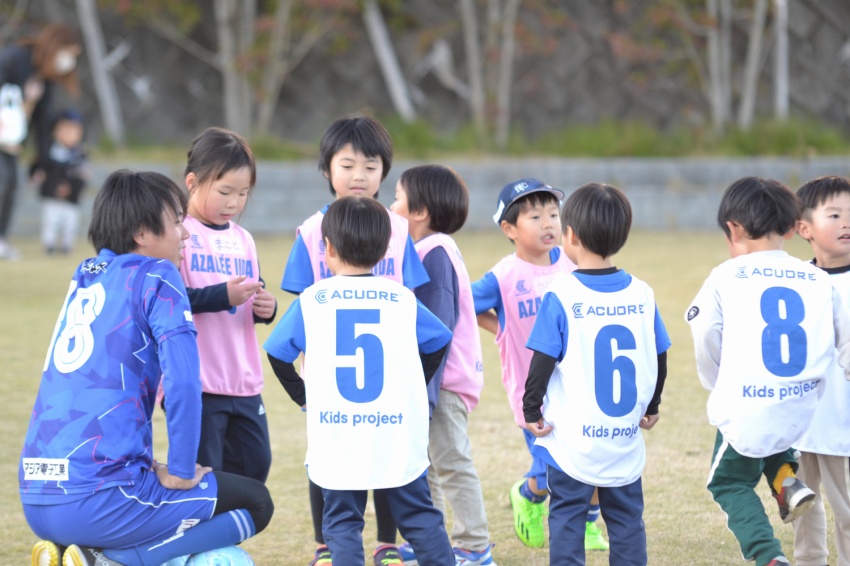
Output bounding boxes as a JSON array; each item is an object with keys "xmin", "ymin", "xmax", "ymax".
[
  {"xmin": 460, "ymin": 0, "xmax": 486, "ymax": 142},
  {"xmin": 737, "ymin": 0, "xmax": 768, "ymax": 129},
  {"xmin": 706, "ymin": 0, "xmax": 733, "ymax": 133},
  {"xmin": 494, "ymin": 0, "xmax": 522, "ymax": 149},
  {"xmin": 75, "ymin": 0, "xmax": 126, "ymax": 146},
  {"xmin": 773, "ymin": 0, "xmax": 789, "ymax": 120},
  {"xmin": 362, "ymin": 0, "xmax": 415, "ymax": 122},
  {"xmin": 136, "ymin": 0, "xmax": 354, "ymax": 136},
  {"xmin": 213, "ymin": 0, "xmax": 251, "ymax": 134}
]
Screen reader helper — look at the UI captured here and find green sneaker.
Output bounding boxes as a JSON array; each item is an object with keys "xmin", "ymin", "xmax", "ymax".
[
  {"xmin": 584, "ymin": 521, "xmax": 609, "ymax": 551},
  {"xmin": 509, "ymin": 479, "xmax": 547, "ymax": 548}
]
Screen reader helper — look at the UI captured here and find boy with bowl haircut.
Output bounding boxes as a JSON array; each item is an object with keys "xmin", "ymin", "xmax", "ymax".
[
  {"xmin": 792, "ymin": 175, "xmax": 850, "ymax": 566},
  {"xmin": 686, "ymin": 176, "xmax": 850, "ymax": 566},
  {"xmin": 523, "ymin": 183, "xmax": 670, "ymax": 565},
  {"xmin": 265, "ymin": 196, "xmax": 454, "ymax": 566}
]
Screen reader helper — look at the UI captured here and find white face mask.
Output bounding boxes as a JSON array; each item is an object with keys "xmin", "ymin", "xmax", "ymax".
[{"xmin": 54, "ymin": 51, "xmax": 77, "ymax": 75}]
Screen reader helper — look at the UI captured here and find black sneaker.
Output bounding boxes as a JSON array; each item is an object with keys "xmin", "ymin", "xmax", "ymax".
[{"xmin": 773, "ymin": 477, "xmax": 816, "ymax": 523}]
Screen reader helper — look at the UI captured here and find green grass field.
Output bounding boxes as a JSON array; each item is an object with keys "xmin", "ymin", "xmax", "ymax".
[{"xmin": 0, "ymin": 230, "xmax": 837, "ymax": 565}]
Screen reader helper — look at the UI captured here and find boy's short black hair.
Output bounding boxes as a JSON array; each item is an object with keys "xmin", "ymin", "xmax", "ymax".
[
  {"xmin": 400, "ymin": 165, "xmax": 468, "ymax": 235},
  {"xmin": 797, "ymin": 176, "xmax": 850, "ymax": 219},
  {"xmin": 319, "ymin": 114, "xmax": 393, "ymax": 196},
  {"xmin": 322, "ymin": 196, "xmax": 391, "ymax": 269},
  {"xmin": 88, "ymin": 170, "xmax": 187, "ymax": 255},
  {"xmin": 502, "ymin": 192, "xmax": 560, "ymax": 226},
  {"xmin": 561, "ymin": 183, "xmax": 632, "ymax": 258},
  {"xmin": 717, "ymin": 176, "xmax": 799, "ymax": 239}
]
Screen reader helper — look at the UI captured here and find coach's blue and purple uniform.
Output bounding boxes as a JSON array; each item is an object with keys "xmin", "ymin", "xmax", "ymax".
[{"xmin": 19, "ymin": 250, "xmax": 220, "ymax": 548}]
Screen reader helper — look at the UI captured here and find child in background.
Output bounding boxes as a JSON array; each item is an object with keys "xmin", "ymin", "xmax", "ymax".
[
  {"xmin": 24, "ymin": 170, "xmax": 273, "ymax": 566},
  {"xmin": 472, "ymin": 178, "xmax": 608, "ymax": 551},
  {"xmin": 279, "ymin": 114, "xmax": 428, "ymax": 566},
  {"xmin": 265, "ymin": 197, "xmax": 454, "ymax": 566},
  {"xmin": 30, "ymin": 108, "xmax": 87, "ymax": 255},
  {"xmin": 793, "ymin": 175, "xmax": 850, "ymax": 566},
  {"xmin": 389, "ymin": 165, "xmax": 495, "ymax": 566},
  {"xmin": 686, "ymin": 176, "xmax": 850, "ymax": 566},
  {"xmin": 523, "ymin": 183, "xmax": 670, "ymax": 566},
  {"xmin": 179, "ymin": 127, "xmax": 277, "ymax": 483}
]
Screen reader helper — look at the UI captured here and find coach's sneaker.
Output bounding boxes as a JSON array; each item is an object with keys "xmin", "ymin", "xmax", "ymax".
[
  {"xmin": 453, "ymin": 545, "xmax": 496, "ymax": 566},
  {"xmin": 32, "ymin": 540, "xmax": 63, "ymax": 566},
  {"xmin": 765, "ymin": 557, "xmax": 790, "ymax": 566},
  {"xmin": 584, "ymin": 521, "xmax": 609, "ymax": 551},
  {"xmin": 61, "ymin": 545, "xmax": 122, "ymax": 566},
  {"xmin": 773, "ymin": 477, "xmax": 816, "ymax": 523},
  {"xmin": 309, "ymin": 545, "xmax": 332, "ymax": 565},
  {"xmin": 509, "ymin": 479, "xmax": 547, "ymax": 548},
  {"xmin": 397, "ymin": 542, "xmax": 418, "ymax": 565},
  {"xmin": 373, "ymin": 544, "xmax": 404, "ymax": 566}
]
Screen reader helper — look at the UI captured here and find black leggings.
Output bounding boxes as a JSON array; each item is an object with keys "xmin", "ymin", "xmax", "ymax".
[
  {"xmin": 309, "ymin": 478, "xmax": 397, "ymax": 544},
  {"xmin": 214, "ymin": 471, "xmax": 274, "ymax": 533},
  {"xmin": 0, "ymin": 152, "xmax": 19, "ymax": 237}
]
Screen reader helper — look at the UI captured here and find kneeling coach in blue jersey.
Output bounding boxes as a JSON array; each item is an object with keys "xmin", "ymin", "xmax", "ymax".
[
  {"xmin": 265, "ymin": 196, "xmax": 455, "ymax": 566},
  {"xmin": 20, "ymin": 170, "xmax": 273, "ymax": 566}
]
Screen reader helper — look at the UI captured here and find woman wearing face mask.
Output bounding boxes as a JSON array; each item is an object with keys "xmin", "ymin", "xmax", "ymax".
[{"xmin": 0, "ymin": 23, "xmax": 82, "ymax": 260}]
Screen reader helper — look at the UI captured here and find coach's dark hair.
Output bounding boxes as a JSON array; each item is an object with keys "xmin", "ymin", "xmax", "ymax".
[
  {"xmin": 561, "ymin": 183, "xmax": 632, "ymax": 258},
  {"xmin": 717, "ymin": 176, "xmax": 799, "ymax": 239},
  {"xmin": 503, "ymin": 191, "xmax": 560, "ymax": 227},
  {"xmin": 88, "ymin": 170, "xmax": 187, "ymax": 254},
  {"xmin": 322, "ymin": 196, "xmax": 391, "ymax": 268},
  {"xmin": 319, "ymin": 114, "xmax": 393, "ymax": 196},
  {"xmin": 400, "ymin": 164, "xmax": 468, "ymax": 234},
  {"xmin": 796, "ymin": 175, "xmax": 850, "ymax": 219},
  {"xmin": 185, "ymin": 127, "xmax": 256, "ymax": 189}
]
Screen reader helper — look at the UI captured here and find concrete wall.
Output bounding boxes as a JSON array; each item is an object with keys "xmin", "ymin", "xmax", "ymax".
[{"xmin": 9, "ymin": 157, "xmax": 850, "ymax": 238}]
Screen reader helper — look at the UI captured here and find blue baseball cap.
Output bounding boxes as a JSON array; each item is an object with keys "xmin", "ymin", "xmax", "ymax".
[{"xmin": 492, "ymin": 178, "xmax": 565, "ymax": 225}]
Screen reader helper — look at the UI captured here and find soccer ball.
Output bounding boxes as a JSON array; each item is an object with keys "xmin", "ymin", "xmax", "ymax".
[{"xmin": 183, "ymin": 546, "xmax": 254, "ymax": 566}]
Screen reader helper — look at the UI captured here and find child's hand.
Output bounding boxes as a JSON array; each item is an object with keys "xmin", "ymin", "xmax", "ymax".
[
  {"xmin": 526, "ymin": 419, "xmax": 553, "ymax": 437},
  {"xmin": 640, "ymin": 413, "xmax": 660, "ymax": 430},
  {"xmin": 226, "ymin": 275, "xmax": 263, "ymax": 306},
  {"xmin": 252, "ymin": 286, "xmax": 276, "ymax": 319}
]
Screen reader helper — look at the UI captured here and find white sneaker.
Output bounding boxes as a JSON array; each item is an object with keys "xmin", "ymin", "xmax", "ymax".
[{"xmin": 0, "ymin": 238, "xmax": 20, "ymax": 260}]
